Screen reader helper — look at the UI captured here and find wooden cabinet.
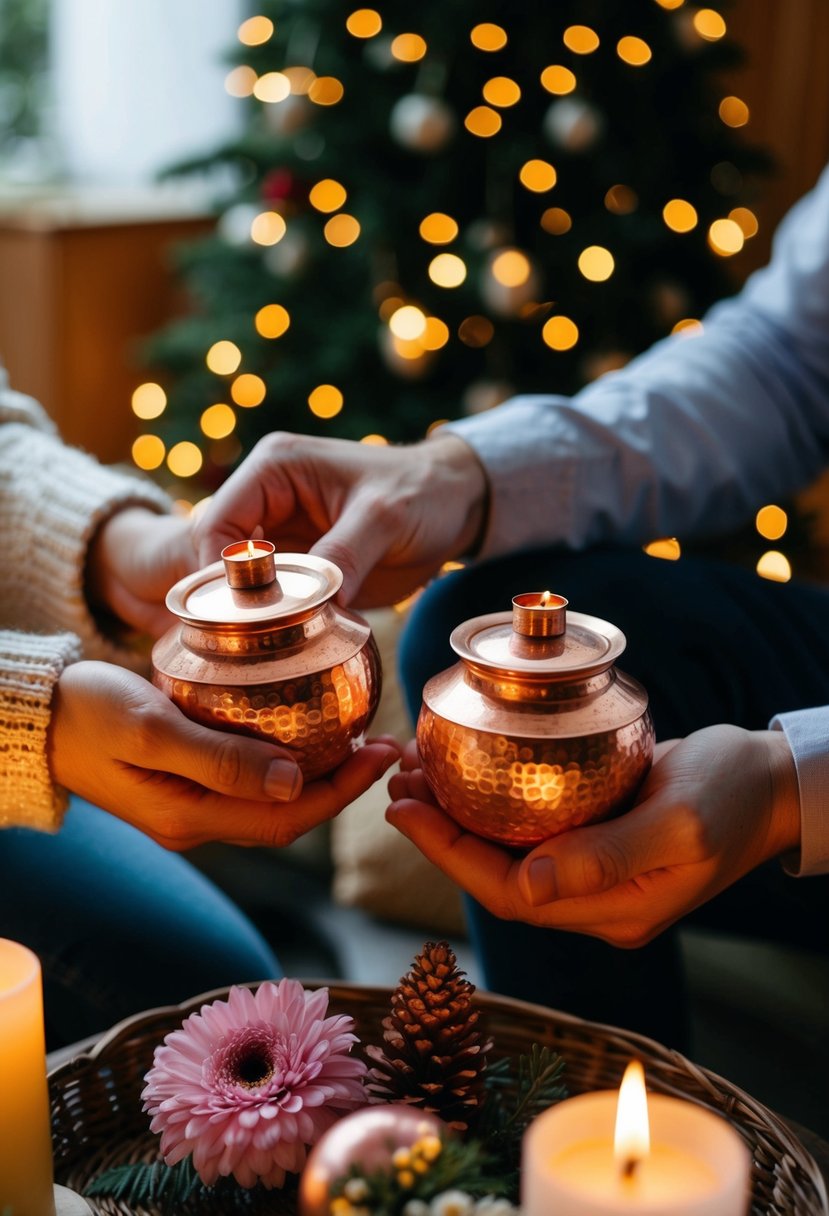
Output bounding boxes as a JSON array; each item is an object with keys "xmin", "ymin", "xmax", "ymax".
[{"xmin": 0, "ymin": 191, "xmax": 212, "ymax": 464}]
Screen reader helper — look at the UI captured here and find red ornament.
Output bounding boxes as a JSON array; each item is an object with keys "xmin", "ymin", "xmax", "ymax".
[{"xmin": 261, "ymin": 168, "xmax": 303, "ymax": 204}]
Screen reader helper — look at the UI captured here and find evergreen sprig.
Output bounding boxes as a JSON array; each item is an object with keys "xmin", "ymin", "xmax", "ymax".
[
  {"xmin": 84, "ymin": 1157, "xmax": 203, "ymax": 1204},
  {"xmin": 479, "ymin": 1044, "xmax": 568, "ymax": 1171}
]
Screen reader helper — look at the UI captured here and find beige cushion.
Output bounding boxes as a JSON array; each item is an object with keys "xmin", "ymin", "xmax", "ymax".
[{"xmin": 330, "ymin": 607, "xmax": 466, "ymax": 937}]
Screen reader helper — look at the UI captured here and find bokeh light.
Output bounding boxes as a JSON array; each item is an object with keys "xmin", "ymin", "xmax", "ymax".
[
  {"xmin": 131, "ymin": 382, "xmax": 166, "ymax": 420},
  {"xmin": 167, "ymin": 441, "xmax": 203, "ymax": 479},
  {"xmin": 225, "ymin": 66, "xmax": 257, "ymax": 98},
  {"xmin": 519, "ymin": 159, "xmax": 557, "ymax": 192},
  {"xmin": 470, "ymin": 23, "xmax": 507, "ymax": 51},
  {"xmin": 729, "ymin": 207, "xmax": 759, "ymax": 238},
  {"xmin": 309, "ymin": 179, "xmax": 347, "ymax": 212},
  {"xmin": 308, "ymin": 384, "xmax": 344, "ymax": 419},
  {"xmin": 390, "ymin": 305, "xmax": 427, "ymax": 340},
  {"xmin": 662, "ymin": 198, "xmax": 698, "ymax": 232},
  {"xmin": 578, "ymin": 245, "xmax": 615, "ymax": 281},
  {"xmin": 694, "ymin": 8, "xmax": 727, "ymax": 40},
  {"xmin": 563, "ymin": 25, "xmax": 600, "ymax": 53},
  {"xmin": 309, "ymin": 76, "xmax": 344, "ymax": 105},
  {"xmin": 542, "ymin": 315, "xmax": 579, "ymax": 350},
  {"xmin": 251, "ymin": 211, "xmax": 287, "ymax": 245},
  {"xmin": 254, "ymin": 72, "xmax": 290, "ymax": 103},
  {"xmin": 255, "ymin": 304, "xmax": 291, "ymax": 338},
  {"xmin": 231, "ymin": 373, "xmax": 267, "ymax": 407},
  {"xmin": 719, "ymin": 95, "xmax": 749, "ymax": 127},
  {"xmin": 429, "ymin": 253, "xmax": 467, "ymax": 287},
  {"xmin": 391, "ymin": 33, "xmax": 427, "ymax": 62},
  {"xmin": 238, "ymin": 16, "xmax": 274, "ymax": 46},
  {"xmin": 617, "ymin": 36, "xmax": 652, "ymax": 65},
  {"xmin": 644, "ymin": 538, "xmax": 681, "ymax": 560},
  {"xmin": 483, "ymin": 76, "xmax": 521, "ymax": 107},
  {"xmin": 200, "ymin": 403, "xmax": 236, "ymax": 439},
  {"xmin": 756, "ymin": 504, "xmax": 788, "ymax": 541},
  {"xmin": 491, "ymin": 249, "xmax": 531, "ymax": 286},
  {"xmin": 541, "ymin": 207, "xmax": 572, "ymax": 234},
  {"xmin": 419, "ymin": 213, "xmax": 458, "ymax": 244},
  {"xmin": 346, "ymin": 9, "xmax": 382, "ymax": 38},
  {"xmin": 132, "ymin": 434, "xmax": 165, "ymax": 471},
  {"xmin": 361, "ymin": 433, "xmax": 389, "ymax": 444},
  {"xmin": 464, "ymin": 106, "xmax": 502, "ymax": 137},
  {"xmin": 708, "ymin": 218, "xmax": 744, "ymax": 255},
  {"xmin": 605, "ymin": 184, "xmax": 638, "ymax": 214},
  {"xmin": 541, "ymin": 65, "xmax": 576, "ymax": 94},
  {"xmin": 324, "ymin": 214, "xmax": 361, "ymax": 246},
  {"xmin": 206, "ymin": 340, "xmax": 242, "ymax": 375},
  {"xmin": 458, "ymin": 316, "xmax": 495, "ymax": 347},
  {"xmin": 756, "ymin": 551, "xmax": 791, "ymax": 582}
]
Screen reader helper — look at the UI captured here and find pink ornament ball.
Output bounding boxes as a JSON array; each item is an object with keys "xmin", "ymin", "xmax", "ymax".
[{"xmin": 298, "ymin": 1104, "xmax": 447, "ymax": 1216}]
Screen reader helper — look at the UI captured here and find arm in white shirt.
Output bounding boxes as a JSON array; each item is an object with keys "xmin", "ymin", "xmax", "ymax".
[{"xmin": 448, "ymin": 164, "xmax": 829, "ymax": 877}]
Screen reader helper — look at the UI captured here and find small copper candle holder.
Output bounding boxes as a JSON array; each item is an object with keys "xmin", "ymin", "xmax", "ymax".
[
  {"xmin": 152, "ymin": 545, "xmax": 381, "ymax": 781},
  {"xmin": 416, "ymin": 592, "xmax": 654, "ymax": 848},
  {"xmin": 221, "ymin": 539, "xmax": 277, "ymax": 589}
]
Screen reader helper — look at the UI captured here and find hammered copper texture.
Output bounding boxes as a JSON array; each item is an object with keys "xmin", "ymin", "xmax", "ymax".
[
  {"xmin": 155, "ymin": 640, "xmax": 380, "ymax": 782},
  {"xmin": 417, "ymin": 706, "xmax": 654, "ymax": 848}
]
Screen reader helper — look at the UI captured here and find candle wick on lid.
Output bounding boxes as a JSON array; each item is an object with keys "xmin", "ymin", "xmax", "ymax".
[{"xmin": 540, "ymin": 590, "xmax": 553, "ymax": 606}]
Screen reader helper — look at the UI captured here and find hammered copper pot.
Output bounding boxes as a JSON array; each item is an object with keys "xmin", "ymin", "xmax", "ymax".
[
  {"xmin": 152, "ymin": 545, "xmax": 381, "ymax": 781},
  {"xmin": 417, "ymin": 592, "xmax": 654, "ymax": 848}
]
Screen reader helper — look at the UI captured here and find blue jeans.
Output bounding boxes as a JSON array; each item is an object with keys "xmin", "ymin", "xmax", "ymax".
[
  {"xmin": 399, "ymin": 547, "xmax": 829, "ymax": 1049},
  {"xmin": 0, "ymin": 800, "xmax": 280, "ymax": 1047}
]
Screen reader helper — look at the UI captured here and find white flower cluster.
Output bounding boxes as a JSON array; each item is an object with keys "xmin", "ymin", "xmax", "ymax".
[{"xmin": 403, "ymin": 1192, "xmax": 522, "ymax": 1216}]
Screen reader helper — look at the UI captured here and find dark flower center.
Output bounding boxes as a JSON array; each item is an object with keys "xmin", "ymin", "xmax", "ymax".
[{"xmin": 235, "ymin": 1047, "xmax": 274, "ymax": 1089}]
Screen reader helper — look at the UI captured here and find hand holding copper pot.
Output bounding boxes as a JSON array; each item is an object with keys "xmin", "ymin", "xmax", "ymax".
[
  {"xmin": 416, "ymin": 592, "xmax": 654, "ymax": 848},
  {"xmin": 152, "ymin": 542, "xmax": 381, "ymax": 781}
]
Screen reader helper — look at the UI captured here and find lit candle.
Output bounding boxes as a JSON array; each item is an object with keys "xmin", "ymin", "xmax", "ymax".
[
  {"xmin": 522, "ymin": 1060, "xmax": 750, "ymax": 1215},
  {"xmin": 512, "ymin": 590, "xmax": 568, "ymax": 637},
  {"xmin": 0, "ymin": 939, "xmax": 56, "ymax": 1216},
  {"xmin": 221, "ymin": 539, "xmax": 277, "ymax": 589}
]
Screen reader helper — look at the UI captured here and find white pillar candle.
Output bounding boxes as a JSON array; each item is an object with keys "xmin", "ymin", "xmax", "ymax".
[
  {"xmin": 0, "ymin": 939, "xmax": 55, "ymax": 1215},
  {"xmin": 522, "ymin": 1062, "xmax": 750, "ymax": 1216}
]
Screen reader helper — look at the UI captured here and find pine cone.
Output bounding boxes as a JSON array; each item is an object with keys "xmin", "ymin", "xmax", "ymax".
[{"xmin": 365, "ymin": 941, "xmax": 493, "ymax": 1130}]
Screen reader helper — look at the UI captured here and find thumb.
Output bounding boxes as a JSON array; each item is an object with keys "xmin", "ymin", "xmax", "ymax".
[
  {"xmin": 309, "ymin": 498, "xmax": 396, "ymax": 604},
  {"xmin": 517, "ymin": 802, "xmax": 671, "ymax": 905}
]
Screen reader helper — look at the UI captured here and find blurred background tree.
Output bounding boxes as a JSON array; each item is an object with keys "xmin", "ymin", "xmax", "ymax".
[
  {"xmin": 137, "ymin": 0, "xmax": 768, "ymax": 500},
  {"xmin": 0, "ymin": 0, "xmax": 51, "ymax": 181}
]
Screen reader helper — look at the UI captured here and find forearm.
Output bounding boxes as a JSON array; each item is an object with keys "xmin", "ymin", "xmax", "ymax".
[
  {"xmin": 0, "ymin": 419, "xmax": 170, "ymax": 667},
  {"xmin": 448, "ymin": 165, "xmax": 829, "ymax": 559}
]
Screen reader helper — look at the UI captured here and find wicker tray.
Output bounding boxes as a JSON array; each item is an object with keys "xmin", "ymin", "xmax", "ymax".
[{"xmin": 49, "ymin": 981, "xmax": 828, "ymax": 1215}]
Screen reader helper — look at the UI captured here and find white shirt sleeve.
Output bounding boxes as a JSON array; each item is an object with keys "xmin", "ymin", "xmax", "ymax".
[
  {"xmin": 446, "ymin": 163, "xmax": 829, "ymax": 561},
  {"xmin": 770, "ymin": 709, "xmax": 829, "ymax": 876}
]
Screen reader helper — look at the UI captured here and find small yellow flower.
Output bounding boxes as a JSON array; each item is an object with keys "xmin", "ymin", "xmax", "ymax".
[
  {"xmin": 392, "ymin": 1147, "xmax": 412, "ymax": 1168},
  {"xmin": 343, "ymin": 1179, "xmax": 370, "ymax": 1202},
  {"xmin": 397, "ymin": 1169, "xmax": 416, "ymax": 1189},
  {"xmin": 331, "ymin": 1199, "xmax": 353, "ymax": 1216},
  {"xmin": 417, "ymin": 1134, "xmax": 443, "ymax": 1161}
]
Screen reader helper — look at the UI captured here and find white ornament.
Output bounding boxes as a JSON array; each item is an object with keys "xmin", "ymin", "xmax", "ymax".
[
  {"xmin": 217, "ymin": 203, "xmax": 260, "ymax": 246},
  {"xmin": 543, "ymin": 97, "xmax": 604, "ymax": 152},
  {"xmin": 390, "ymin": 94, "xmax": 456, "ymax": 153},
  {"xmin": 264, "ymin": 228, "xmax": 310, "ymax": 277}
]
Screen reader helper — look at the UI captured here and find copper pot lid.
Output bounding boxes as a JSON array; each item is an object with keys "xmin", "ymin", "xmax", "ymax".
[
  {"xmin": 166, "ymin": 547, "xmax": 342, "ymax": 627},
  {"xmin": 449, "ymin": 592, "xmax": 626, "ymax": 679}
]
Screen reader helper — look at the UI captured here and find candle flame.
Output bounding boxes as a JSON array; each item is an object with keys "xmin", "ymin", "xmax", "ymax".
[
  {"xmin": 247, "ymin": 540, "xmax": 256, "ymax": 558},
  {"xmin": 614, "ymin": 1060, "xmax": 650, "ymax": 1174},
  {"xmin": 540, "ymin": 590, "xmax": 553, "ymax": 606}
]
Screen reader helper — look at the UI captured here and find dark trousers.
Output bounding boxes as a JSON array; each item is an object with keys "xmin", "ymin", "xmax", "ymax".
[{"xmin": 398, "ymin": 548, "xmax": 829, "ymax": 1049}]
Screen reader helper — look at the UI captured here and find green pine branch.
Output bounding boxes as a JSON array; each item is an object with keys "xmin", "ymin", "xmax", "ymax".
[{"xmin": 84, "ymin": 1157, "xmax": 203, "ymax": 1204}]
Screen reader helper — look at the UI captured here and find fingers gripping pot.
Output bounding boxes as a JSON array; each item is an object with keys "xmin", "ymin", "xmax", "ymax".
[
  {"xmin": 152, "ymin": 542, "xmax": 381, "ymax": 781},
  {"xmin": 416, "ymin": 592, "xmax": 654, "ymax": 848}
]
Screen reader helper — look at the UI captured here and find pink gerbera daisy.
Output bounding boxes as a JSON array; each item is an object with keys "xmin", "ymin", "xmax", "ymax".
[{"xmin": 141, "ymin": 980, "xmax": 368, "ymax": 1189}]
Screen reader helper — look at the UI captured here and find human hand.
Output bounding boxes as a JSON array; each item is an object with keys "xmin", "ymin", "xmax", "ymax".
[
  {"xmin": 193, "ymin": 431, "xmax": 489, "ymax": 606},
  {"xmin": 49, "ymin": 661, "xmax": 400, "ymax": 851},
  {"xmin": 86, "ymin": 507, "xmax": 197, "ymax": 638},
  {"xmin": 386, "ymin": 726, "xmax": 800, "ymax": 946}
]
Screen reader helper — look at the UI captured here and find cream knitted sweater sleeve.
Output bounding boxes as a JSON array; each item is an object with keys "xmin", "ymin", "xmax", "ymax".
[{"xmin": 0, "ymin": 369, "xmax": 171, "ymax": 831}]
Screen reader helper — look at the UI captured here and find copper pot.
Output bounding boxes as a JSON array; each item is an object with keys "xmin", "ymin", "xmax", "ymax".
[
  {"xmin": 152, "ymin": 542, "xmax": 381, "ymax": 781},
  {"xmin": 416, "ymin": 592, "xmax": 653, "ymax": 848}
]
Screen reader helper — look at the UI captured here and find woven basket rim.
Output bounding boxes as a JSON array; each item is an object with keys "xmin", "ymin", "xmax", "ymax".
[{"xmin": 49, "ymin": 978, "xmax": 829, "ymax": 1214}]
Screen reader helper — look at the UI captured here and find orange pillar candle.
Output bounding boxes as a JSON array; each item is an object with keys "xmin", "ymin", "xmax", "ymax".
[{"xmin": 0, "ymin": 939, "xmax": 55, "ymax": 1215}]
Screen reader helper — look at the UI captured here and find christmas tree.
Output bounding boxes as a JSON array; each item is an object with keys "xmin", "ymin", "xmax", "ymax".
[{"xmin": 136, "ymin": 0, "xmax": 768, "ymax": 502}]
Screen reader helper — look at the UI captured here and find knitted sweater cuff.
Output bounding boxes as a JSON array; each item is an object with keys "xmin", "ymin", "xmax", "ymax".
[{"xmin": 0, "ymin": 631, "xmax": 82, "ymax": 832}]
